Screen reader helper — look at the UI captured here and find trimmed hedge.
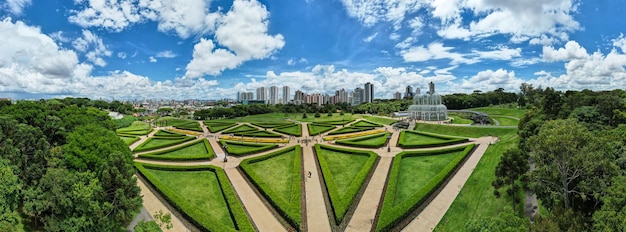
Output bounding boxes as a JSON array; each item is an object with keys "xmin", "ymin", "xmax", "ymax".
[
  {"xmin": 351, "ymin": 120, "xmax": 383, "ymax": 127},
  {"xmin": 335, "ymin": 132, "xmax": 390, "ymax": 148},
  {"xmin": 154, "ymin": 129, "xmax": 187, "ymax": 137},
  {"xmin": 327, "ymin": 126, "xmax": 376, "ymax": 135},
  {"xmin": 220, "ymin": 140, "xmax": 278, "ymax": 156},
  {"xmin": 205, "ymin": 122, "xmax": 237, "ymax": 133},
  {"xmin": 273, "ymin": 124, "xmax": 302, "ymax": 137},
  {"xmin": 307, "ymin": 123, "xmax": 336, "ymax": 136},
  {"xmin": 118, "ymin": 135, "xmax": 140, "ymax": 145},
  {"xmin": 134, "ymin": 163, "xmax": 254, "ymax": 232},
  {"xmin": 132, "ymin": 136, "xmax": 195, "ymax": 152},
  {"xmin": 240, "ymin": 146, "xmax": 302, "ymax": 229},
  {"xmin": 137, "ymin": 139, "xmax": 215, "ymax": 161},
  {"xmin": 250, "ymin": 122, "xmax": 294, "ymax": 128},
  {"xmin": 233, "ymin": 130, "xmax": 282, "ymax": 138},
  {"xmin": 376, "ymin": 144, "xmax": 476, "ymax": 231},
  {"xmin": 315, "ymin": 119, "xmax": 354, "ymax": 125},
  {"xmin": 314, "ymin": 144, "xmax": 378, "ymax": 224},
  {"xmin": 397, "ymin": 130, "xmax": 469, "ymax": 148},
  {"xmin": 222, "ymin": 124, "xmax": 259, "ymax": 134},
  {"xmin": 116, "ymin": 127, "xmax": 154, "ymax": 136}
]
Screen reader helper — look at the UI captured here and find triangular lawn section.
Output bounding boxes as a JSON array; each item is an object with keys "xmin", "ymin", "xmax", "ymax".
[
  {"xmin": 240, "ymin": 146, "xmax": 302, "ymax": 229},
  {"xmin": 132, "ymin": 136, "xmax": 195, "ymax": 152},
  {"xmin": 314, "ymin": 144, "xmax": 378, "ymax": 224},
  {"xmin": 204, "ymin": 121, "xmax": 237, "ymax": 133},
  {"xmin": 376, "ymin": 144, "xmax": 476, "ymax": 231},
  {"xmin": 138, "ymin": 139, "xmax": 215, "ymax": 161},
  {"xmin": 351, "ymin": 120, "xmax": 383, "ymax": 127},
  {"xmin": 135, "ymin": 163, "xmax": 254, "ymax": 232},
  {"xmin": 397, "ymin": 130, "xmax": 468, "ymax": 148},
  {"xmin": 273, "ymin": 124, "xmax": 302, "ymax": 137},
  {"xmin": 236, "ymin": 130, "xmax": 282, "ymax": 138},
  {"xmin": 222, "ymin": 124, "xmax": 259, "ymax": 134},
  {"xmin": 335, "ymin": 132, "xmax": 390, "ymax": 148},
  {"xmin": 219, "ymin": 140, "xmax": 278, "ymax": 156},
  {"xmin": 308, "ymin": 123, "xmax": 336, "ymax": 136}
]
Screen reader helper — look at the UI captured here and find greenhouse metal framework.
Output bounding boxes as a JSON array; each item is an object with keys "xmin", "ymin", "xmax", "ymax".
[{"xmin": 408, "ymin": 82, "xmax": 448, "ymax": 121}]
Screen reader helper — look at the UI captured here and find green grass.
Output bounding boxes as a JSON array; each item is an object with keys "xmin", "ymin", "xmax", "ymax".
[
  {"xmin": 359, "ymin": 115, "xmax": 398, "ymax": 125},
  {"xmin": 154, "ymin": 129, "xmax": 186, "ymax": 137},
  {"xmin": 402, "ymin": 131, "xmax": 450, "ymax": 143},
  {"xmin": 414, "ymin": 123, "xmax": 517, "ymax": 138},
  {"xmin": 234, "ymin": 130, "xmax": 282, "ymax": 138},
  {"xmin": 314, "ymin": 119, "xmax": 355, "ymax": 125},
  {"xmin": 204, "ymin": 121, "xmax": 237, "ymax": 133},
  {"xmin": 490, "ymin": 116, "xmax": 520, "ymax": 126},
  {"xmin": 220, "ymin": 141, "xmax": 278, "ymax": 156},
  {"xmin": 157, "ymin": 117, "xmax": 203, "ymax": 131},
  {"xmin": 274, "ymin": 124, "xmax": 302, "ymax": 136},
  {"xmin": 119, "ymin": 135, "xmax": 139, "ymax": 145},
  {"xmin": 335, "ymin": 132, "xmax": 390, "ymax": 148},
  {"xmin": 308, "ymin": 123, "xmax": 336, "ymax": 136},
  {"xmin": 138, "ymin": 139, "xmax": 215, "ymax": 161},
  {"xmin": 240, "ymin": 146, "xmax": 302, "ymax": 229},
  {"xmin": 204, "ymin": 113, "xmax": 357, "ymax": 123},
  {"xmin": 434, "ymin": 132, "xmax": 520, "ymax": 232},
  {"xmin": 117, "ymin": 121, "xmax": 152, "ymax": 134},
  {"xmin": 222, "ymin": 124, "xmax": 259, "ymax": 134},
  {"xmin": 471, "ymin": 106, "xmax": 526, "ymax": 119},
  {"xmin": 351, "ymin": 120, "xmax": 383, "ymax": 127},
  {"xmin": 251, "ymin": 122, "xmax": 294, "ymax": 128},
  {"xmin": 315, "ymin": 144, "xmax": 378, "ymax": 224},
  {"xmin": 327, "ymin": 126, "xmax": 376, "ymax": 135},
  {"xmin": 448, "ymin": 113, "xmax": 474, "ymax": 124},
  {"xmin": 132, "ymin": 136, "xmax": 194, "ymax": 152}
]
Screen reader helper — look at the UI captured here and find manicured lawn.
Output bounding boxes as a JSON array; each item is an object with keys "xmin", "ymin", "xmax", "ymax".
[
  {"xmin": 246, "ymin": 150, "xmax": 294, "ymax": 199},
  {"xmin": 251, "ymin": 122, "xmax": 294, "ymax": 128},
  {"xmin": 414, "ymin": 123, "xmax": 517, "ymax": 138},
  {"xmin": 138, "ymin": 139, "xmax": 215, "ymax": 161},
  {"xmin": 327, "ymin": 126, "xmax": 375, "ymax": 135},
  {"xmin": 133, "ymin": 136, "xmax": 194, "ymax": 152},
  {"xmin": 204, "ymin": 121, "xmax": 237, "ymax": 132},
  {"xmin": 154, "ymin": 129, "xmax": 186, "ymax": 137},
  {"xmin": 117, "ymin": 121, "xmax": 152, "ymax": 133},
  {"xmin": 471, "ymin": 106, "xmax": 526, "ymax": 119},
  {"xmin": 490, "ymin": 116, "xmax": 519, "ymax": 126},
  {"xmin": 335, "ymin": 132, "xmax": 389, "ymax": 148},
  {"xmin": 157, "ymin": 117, "xmax": 203, "ymax": 132},
  {"xmin": 222, "ymin": 124, "xmax": 258, "ymax": 134},
  {"xmin": 402, "ymin": 131, "xmax": 449, "ymax": 143},
  {"xmin": 360, "ymin": 115, "xmax": 398, "ymax": 125},
  {"xmin": 234, "ymin": 130, "xmax": 282, "ymax": 138},
  {"xmin": 313, "ymin": 119, "xmax": 354, "ymax": 125},
  {"xmin": 274, "ymin": 124, "xmax": 302, "ymax": 136},
  {"xmin": 220, "ymin": 141, "xmax": 278, "ymax": 156},
  {"xmin": 119, "ymin": 135, "xmax": 139, "ymax": 145},
  {"xmin": 352, "ymin": 120, "xmax": 382, "ymax": 127},
  {"xmin": 434, "ymin": 132, "xmax": 520, "ymax": 232},
  {"xmin": 448, "ymin": 113, "xmax": 474, "ymax": 124},
  {"xmin": 308, "ymin": 123, "xmax": 336, "ymax": 136},
  {"xmin": 315, "ymin": 145, "xmax": 377, "ymax": 224}
]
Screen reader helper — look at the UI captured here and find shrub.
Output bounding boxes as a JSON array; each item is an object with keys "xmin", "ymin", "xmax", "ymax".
[{"xmin": 315, "ymin": 112, "xmax": 321, "ymax": 118}]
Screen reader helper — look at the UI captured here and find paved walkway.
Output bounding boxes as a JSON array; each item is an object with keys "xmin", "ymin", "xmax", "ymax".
[
  {"xmin": 301, "ymin": 123, "xmax": 332, "ymax": 232},
  {"xmin": 136, "ymin": 175, "xmax": 189, "ymax": 231},
  {"xmin": 401, "ymin": 136, "xmax": 496, "ymax": 231}
]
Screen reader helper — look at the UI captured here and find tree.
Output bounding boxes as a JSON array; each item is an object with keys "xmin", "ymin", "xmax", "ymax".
[
  {"xmin": 465, "ymin": 207, "xmax": 529, "ymax": 232},
  {"xmin": 314, "ymin": 111, "xmax": 321, "ymax": 118},
  {"xmin": 302, "ymin": 112, "xmax": 307, "ymax": 119},
  {"xmin": 0, "ymin": 159, "xmax": 21, "ymax": 230},
  {"xmin": 593, "ymin": 175, "xmax": 626, "ymax": 231},
  {"xmin": 492, "ymin": 148, "xmax": 528, "ymax": 211}
]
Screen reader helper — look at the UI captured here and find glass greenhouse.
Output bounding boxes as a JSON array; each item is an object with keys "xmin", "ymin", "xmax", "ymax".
[{"xmin": 408, "ymin": 93, "xmax": 448, "ymax": 121}]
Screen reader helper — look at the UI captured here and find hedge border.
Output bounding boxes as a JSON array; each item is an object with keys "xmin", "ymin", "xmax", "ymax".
[
  {"xmin": 222, "ymin": 124, "xmax": 259, "ymax": 134},
  {"xmin": 132, "ymin": 136, "xmax": 195, "ymax": 153},
  {"xmin": 375, "ymin": 144, "xmax": 476, "ymax": 231},
  {"xmin": 250, "ymin": 122, "xmax": 294, "ymax": 129},
  {"xmin": 154, "ymin": 129, "xmax": 187, "ymax": 137},
  {"xmin": 137, "ymin": 139, "xmax": 215, "ymax": 161},
  {"xmin": 273, "ymin": 124, "xmax": 302, "ymax": 137},
  {"xmin": 239, "ymin": 146, "xmax": 302, "ymax": 229},
  {"xmin": 134, "ymin": 162, "xmax": 255, "ymax": 232},
  {"xmin": 327, "ymin": 126, "xmax": 376, "ymax": 135},
  {"xmin": 220, "ymin": 140, "xmax": 278, "ymax": 156},
  {"xmin": 314, "ymin": 144, "xmax": 378, "ymax": 224},
  {"xmin": 118, "ymin": 135, "xmax": 140, "ymax": 145},
  {"xmin": 335, "ymin": 132, "xmax": 390, "ymax": 148},
  {"xmin": 116, "ymin": 127, "xmax": 154, "ymax": 135},
  {"xmin": 314, "ymin": 119, "xmax": 354, "ymax": 125},
  {"xmin": 351, "ymin": 120, "xmax": 383, "ymax": 128},
  {"xmin": 205, "ymin": 122, "xmax": 238, "ymax": 133},
  {"xmin": 307, "ymin": 123, "xmax": 336, "ymax": 136},
  {"xmin": 233, "ymin": 130, "xmax": 282, "ymax": 138},
  {"xmin": 397, "ymin": 130, "xmax": 469, "ymax": 148}
]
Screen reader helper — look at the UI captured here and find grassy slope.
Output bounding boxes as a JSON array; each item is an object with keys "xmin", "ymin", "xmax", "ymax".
[
  {"xmin": 402, "ymin": 131, "xmax": 450, "ymax": 144},
  {"xmin": 360, "ymin": 115, "xmax": 398, "ymax": 125},
  {"xmin": 138, "ymin": 140, "xmax": 214, "ymax": 160},
  {"xmin": 245, "ymin": 151, "xmax": 295, "ymax": 200},
  {"xmin": 274, "ymin": 124, "xmax": 302, "ymax": 136},
  {"xmin": 117, "ymin": 121, "xmax": 152, "ymax": 131},
  {"xmin": 119, "ymin": 136, "xmax": 139, "ymax": 145},
  {"xmin": 134, "ymin": 137, "xmax": 192, "ymax": 151},
  {"xmin": 414, "ymin": 123, "xmax": 516, "ymax": 138},
  {"xmin": 471, "ymin": 106, "xmax": 526, "ymax": 119},
  {"xmin": 308, "ymin": 124, "xmax": 336, "ymax": 135},
  {"xmin": 490, "ymin": 116, "xmax": 520, "ymax": 126}
]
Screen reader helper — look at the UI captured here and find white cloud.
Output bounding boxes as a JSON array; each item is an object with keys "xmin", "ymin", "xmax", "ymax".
[
  {"xmin": 450, "ymin": 69, "xmax": 523, "ymax": 92},
  {"xmin": 389, "ymin": 32, "xmax": 401, "ymax": 41},
  {"xmin": 339, "ymin": 0, "xmax": 424, "ymax": 27},
  {"xmin": 363, "ymin": 32, "xmax": 378, "ymax": 42},
  {"xmin": 155, "ymin": 50, "xmax": 177, "ymax": 58},
  {"xmin": 72, "ymin": 30, "xmax": 112, "ymax": 67},
  {"xmin": 3, "ymin": 0, "xmax": 31, "ymax": 15},
  {"xmin": 287, "ymin": 58, "xmax": 295, "ymax": 66},
  {"xmin": 472, "ymin": 46, "xmax": 521, "ymax": 60},
  {"xmin": 184, "ymin": 0, "xmax": 285, "ymax": 78},
  {"xmin": 149, "ymin": 56, "xmax": 157, "ymax": 63},
  {"xmin": 542, "ymin": 41, "xmax": 588, "ymax": 62},
  {"xmin": 117, "ymin": 52, "xmax": 127, "ymax": 59},
  {"xmin": 613, "ymin": 33, "xmax": 626, "ymax": 54},
  {"xmin": 401, "ymin": 42, "xmax": 478, "ymax": 64}
]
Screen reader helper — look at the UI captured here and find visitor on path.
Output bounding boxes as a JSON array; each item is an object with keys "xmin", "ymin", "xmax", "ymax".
[{"xmin": 307, "ymin": 171, "xmax": 312, "ymax": 178}]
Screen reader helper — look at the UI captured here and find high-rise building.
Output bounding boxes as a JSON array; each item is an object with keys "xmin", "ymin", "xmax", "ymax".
[
  {"xmin": 256, "ymin": 87, "xmax": 267, "ymax": 102},
  {"xmin": 294, "ymin": 90, "xmax": 305, "ymax": 105},
  {"xmin": 428, "ymin": 82, "xmax": 435, "ymax": 94},
  {"xmin": 269, "ymin": 86, "xmax": 279, "ymax": 105},
  {"xmin": 416, "ymin": 87, "xmax": 421, "ymax": 95},
  {"xmin": 282, "ymin": 86, "xmax": 290, "ymax": 105},
  {"xmin": 394, "ymin": 92, "xmax": 402, "ymax": 100},
  {"xmin": 364, "ymin": 82, "xmax": 374, "ymax": 103},
  {"xmin": 404, "ymin": 85, "xmax": 414, "ymax": 98},
  {"xmin": 352, "ymin": 87, "xmax": 364, "ymax": 106},
  {"xmin": 237, "ymin": 91, "xmax": 254, "ymax": 102}
]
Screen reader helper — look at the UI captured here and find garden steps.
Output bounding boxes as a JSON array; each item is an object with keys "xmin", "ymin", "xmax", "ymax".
[{"xmin": 302, "ymin": 145, "xmax": 332, "ymax": 232}]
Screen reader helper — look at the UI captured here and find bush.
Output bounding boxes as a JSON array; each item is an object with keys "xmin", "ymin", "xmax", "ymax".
[
  {"xmin": 134, "ymin": 163, "xmax": 254, "ymax": 232},
  {"xmin": 315, "ymin": 112, "xmax": 321, "ymax": 118},
  {"xmin": 240, "ymin": 146, "xmax": 302, "ymax": 229},
  {"xmin": 397, "ymin": 130, "xmax": 469, "ymax": 148},
  {"xmin": 376, "ymin": 144, "xmax": 476, "ymax": 231}
]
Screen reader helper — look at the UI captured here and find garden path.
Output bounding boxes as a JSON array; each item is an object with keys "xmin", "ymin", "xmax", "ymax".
[
  {"xmin": 128, "ymin": 127, "xmax": 159, "ymax": 150},
  {"xmin": 301, "ymin": 123, "xmax": 333, "ymax": 232},
  {"xmin": 401, "ymin": 136, "xmax": 496, "ymax": 231},
  {"xmin": 136, "ymin": 175, "xmax": 189, "ymax": 231}
]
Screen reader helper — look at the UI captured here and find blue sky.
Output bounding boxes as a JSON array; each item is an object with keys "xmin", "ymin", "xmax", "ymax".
[{"xmin": 0, "ymin": 0, "xmax": 625, "ymax": 100}]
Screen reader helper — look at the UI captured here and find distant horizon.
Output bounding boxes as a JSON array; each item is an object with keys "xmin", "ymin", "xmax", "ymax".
[{"xmin": 1, "ymin": 1, "xmax": 625, "ymax": 100}]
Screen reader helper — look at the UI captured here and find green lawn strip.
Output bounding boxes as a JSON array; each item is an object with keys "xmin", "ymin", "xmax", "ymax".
[
  {"xmin": 117, "ymin": 121, "xmax": 153, "ymax": 133},
  {"xmin": 220, "ymin": 140, "xmax": 278, "ymax": 156},
  {"xmin": 327, "ymin": 126, "xmax": 376, "ymax": 135},
  {"xmin": 250, "ymin": 122, "xmax": 294, "ymax": 128},
  {"xmin": 158, "ymin": 117, "xmax": 203, "ymax": 132},
  {"xmin": 205, "ymin": 121, "xmax": 238, "ymax": 133},
  {"xmin": 222, "ymin": 124, "xmax": 260, "ymax": 134},
  {"xmin": 315, "ymin": 144, "xmax": 378, "ymax": 224},
  {"xmin": 240, "ymin": 146, "xmax": 302, "ymax": 229},
  {"xmin": 351, "ymin": 120, "xmax": 383, "ymax": 127},
  {"xmin": 335, "ymin": 132, "xmax": 390, "ymax": 148},
  {"xmin": 234, "ymin": 130, "xmax": 282, "ymax": 138},
  {"xmin": 413, "ymin": 123, "xmax": 517, "ymax": 138},
  {"xmin": 134, "ymin": 163, "xmax": 254, "ymax": 232},
  {"xmin": 490, "ymin": 115, "xmax": 520, "ymax": 126},
  {"xmin": 361, "ymin": 115, "xmax": 398, "ymax": 125},
  {"xmin": 447, "ymin": 113, "xmax": 474, "ymax": 124},
  {"xmin": 133, "ymin": 136, "xmax": 195, "ymax": 152},
  {"xmin": 137, "ymin": 139, "xmax": 215, "ymax": 161},
  {"xmin": 308, "ymin": 123, "xmax": 337, "ymax": 136},
  {"xmin": 116, "ymin": 127, "xmax": 154, "ymax": 136},
  {"xmin": 273, "ymin": 124, "xmax": 302, "ymax": 136},
  {"xmin": 470, "ymin": 106, "xmax": 526, "ymax": 119},
  {"xmin": 376, "ymin": 144, "xmax": 476, "ymax": 231},
  {"xmin": 314, "ymin": 119, "xmax": 354, "ymax": 125},
  {"xmin": 398, "ymin": 131, "xmax": 468, "ymax": 148},
  {"xmin": 118, "ymin": 135, "xmax": 139, "ymax": 145},
  {"xmin": 154, "ymin": 129, "xmax": 187, "ymax": 137},
  {"xmin": 434, "ymin": 132, "xmax": 519, "ymax": 232}
]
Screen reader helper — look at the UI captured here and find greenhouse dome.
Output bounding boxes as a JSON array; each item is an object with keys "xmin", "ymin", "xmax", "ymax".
[{"xmin": 408, "ymin": 82, "xmax": 448, "ymax": 121}]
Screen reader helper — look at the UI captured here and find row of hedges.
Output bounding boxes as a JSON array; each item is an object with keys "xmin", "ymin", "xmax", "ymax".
[
  {"xmin": 232, "ymin": 130, "xmax": 282, "ymax": 138},
  {"xmin": 335, "ymin": 132, "xmax": 390, "ymax": 148},
  {"xmin": 118, "ymin": 135, "xmax": 140, "ymax": 145},
  {"xmin": 327, "ymin": 126, "xmax": 376, "ymax": 135},
  {"xmin": 134, "ymin": 163, "xmax": 254, "ymax": 232},
  {"xmin": 116, "ymin": 127, "xmax": 154, "ymax": 136},
  {"xmin": 397, "ymin": 130, "xmax": 469, "ymax": 148},
  {"xmin": 273, "ymin": 124, "xmax": 302, "ymax": 137},
  {"xmin": 250, "ymin": 122, "xmax": 294, "ymax": 128},
  {"xmin": 376, "ymin": 144, "xmax": 476, "ymax": 231},
  {"xmin": 220, "ymin": 136, "xmax": 289, "ymax": 144},
  {"xmin": 240, "ymin": 146, "xmax": 302, "ymax": 229},
  {"xmin": 137, "ymin": 139, "xmax": 215, "ymax": 161},
  {"xmin": 314, "ymin": 144, "xmax": 378, "ymax": 224},
  {"xmin": 205, "ymin": 121, "xmax": 237, "ymax": 133},
  {"xmin": 172, "ymin": 121, "xmax": 203, "ymax": 132},
  {"xmin": 132, "ymin": 136, "xmax": 195, "ymax": 153},
  {"xmin": 315, "ymin": 119, "xmax": 354, "ymax": 125},
  {"xmin": 154, "ymin": 129, "xmax": 187, "ymax": 137},
  {"xmin": 222, "ymin": 124, "xmax": 259, "ymax": 134},
  {"xmin": 323, "ymin": 129, "xmax": 386, "ymax": 141},
  {"xmin": 307, "ymin": 123, "xmax": 336, "ymax": 136},
  {"xmin": 351, "ymin": 120, "xmax": 383, "ymax": 127},
  {"xmin": 219, "ymin": 140, "xmax": 278, "ymax": 156}
]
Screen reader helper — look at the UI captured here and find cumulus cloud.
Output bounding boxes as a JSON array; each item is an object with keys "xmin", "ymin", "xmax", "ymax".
[
  {"xmin": 184, "ymin": 0, "xmax": 285, "ymax": 78},
  {"xmin": 401, "ymin": 42, "xmax": 478, "ymax": 64},
  {"xmin": 72, "ymin": 30, "xmax": 112, "ymax": 67},
  {"xmin": 613, "ymin": 34, "xmax": 626, "ymax": 54},
  {"xmin": 155, "ymin": 50, "xmax": 177, "ymax": 58},
  {"xmin": 449, "ymin": 69, "xmax": 523, "ymax": 92},
  {"xmin": 542, "ymin": 41, "xmax": 588, "ymax": 62},
  {"xmin": 3, "ymin": 0, "xmax": 31, "ymax": 15},
  {"xmin": 149, "ymin": 56, "xmax": 157, "ymax": 63},
  {"xmin": 339, "ymin": 0, "xmax": 424, "ymax": 27}
]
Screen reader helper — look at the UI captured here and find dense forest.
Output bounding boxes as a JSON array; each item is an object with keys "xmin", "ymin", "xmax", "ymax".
[
  {"xmin": 471, "ymin": 84, "xmax": 626, "ymax": 231},
  {"xmin": 0, "ymin": 99, "xmax": 141, "ymax": 231}
]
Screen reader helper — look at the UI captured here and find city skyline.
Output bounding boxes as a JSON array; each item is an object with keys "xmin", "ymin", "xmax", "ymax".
[{"xmin": 0, "ymin": 1, "xmax": 625, "ymax": 100}]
